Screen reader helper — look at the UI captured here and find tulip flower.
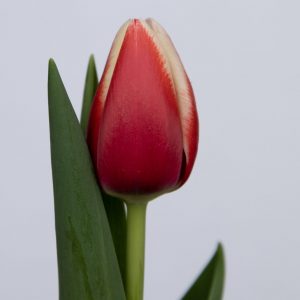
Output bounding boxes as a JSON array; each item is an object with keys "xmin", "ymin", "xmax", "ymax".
[
  {"xmin": 88, "ymin": 18, "xmax": 198, "ymax": 202},
  {"xmin": 87, "ymin": 18, "xmax": 199, "ymax": 300}
]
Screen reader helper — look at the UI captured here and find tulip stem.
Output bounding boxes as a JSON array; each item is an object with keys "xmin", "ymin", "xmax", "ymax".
[{"xmin": 126, "ymin": 202, "xmax": 148, "ymax": 300}]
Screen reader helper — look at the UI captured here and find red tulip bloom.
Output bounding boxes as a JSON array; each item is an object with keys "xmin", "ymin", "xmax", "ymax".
[{"xmin": 87, "ymin": 19, "xmax": 199, "ymax": 202}]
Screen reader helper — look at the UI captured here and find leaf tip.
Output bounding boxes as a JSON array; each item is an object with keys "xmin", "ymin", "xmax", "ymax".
[
  {"xmin": 89, "ymin": 54, "xmax": 95, "ymax": 62},
  {"xmin": 216, "ymin": 242, "xmax": 225, "ymax": 271},
  {"xmin": 216, "ymin": 242, "xmax": 224, "ymax": 257},
  {"xmin": 48, "ymin": 58, "xmax": 56, "ymax": 71},
  {"xmin": 48, "ymin": 58, "xmax": 59, "ymax": 84},
  {"xmin": 88, "ymin": 54, "xmax": 96, "ymax": 70}
]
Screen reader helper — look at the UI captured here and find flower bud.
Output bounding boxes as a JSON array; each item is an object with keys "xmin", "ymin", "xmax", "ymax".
[{"xmin": 88, "ymin": 19, "xmax": 199, "ymax": 202}]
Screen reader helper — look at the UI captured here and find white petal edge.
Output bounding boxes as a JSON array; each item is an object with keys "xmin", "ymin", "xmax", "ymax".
[
  {"xmin": 142, "ymin": 18, "xmax": 198, "ymax": 169},
  {"xmin": 99, "ymin": 20, "xmax": 131, "ymax": 107}
]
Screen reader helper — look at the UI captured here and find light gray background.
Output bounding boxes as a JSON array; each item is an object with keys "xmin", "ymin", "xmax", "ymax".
[{"xmin": 1, "ymin": 0, "xmax": 299, "ymax": 299}]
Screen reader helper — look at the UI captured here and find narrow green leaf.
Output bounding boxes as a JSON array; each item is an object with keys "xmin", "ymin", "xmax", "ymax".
[
  {"xmin": 80, "ymin": 56, "xmax": 127, "ymax": 284},
  {"xmin": 48, "ymin": 59, "xmax": 125, "ymax": 300},
  {"xmin": 182, "ymin": 243, "xmax": 225, "ymax": 300},
  {"xmin": 102, "ymin": 193, "xmax": 127, "ymax": 284},
  {"xmin": 80, "ymin": 55, "xmax": 98, "ymax": 137}
]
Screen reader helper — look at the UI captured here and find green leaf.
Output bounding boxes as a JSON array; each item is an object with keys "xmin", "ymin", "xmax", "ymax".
[
  {"xmin": 80, "ymin": 55, "xmax": 98, "ymax": 137},
  {"xmin": 80, "ymin": 56, "xmax": 127, "ymax": 284},
  {"xmin": 102, "ymin": 193, "xmax": 127, "ymax": 284},
  {"xmin": 48, "ymin": 59, "xmax": 125, "ymax": 300},
  {"xmin": 182, "ymin": 243, "xmax": 225, "ymax": 300}
]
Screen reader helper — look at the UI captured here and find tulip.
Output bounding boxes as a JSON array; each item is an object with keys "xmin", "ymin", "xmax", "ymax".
[
  {"xmin": 88, "ymin": 18, "xmax": 198, "ymax": 202},
  {"xmin": 87, "ymin": 19, "xmax": 199, "ymax": 300}
]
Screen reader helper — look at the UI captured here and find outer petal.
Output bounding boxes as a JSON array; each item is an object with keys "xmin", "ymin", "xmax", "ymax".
[
  {"xmin": 144, "ymin": 19, "xmax": 199, "ymax": 186},
  {"xmin": 87, "ymin": 20, "xmax": 131, "ymax": 164},
  {"xmin": 97, "ymin": 20, "xmax": 183, "ymax": 198}
]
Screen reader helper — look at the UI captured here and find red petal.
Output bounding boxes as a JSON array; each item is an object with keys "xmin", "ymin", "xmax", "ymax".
[
  {"xmin": 97, "ymin": 20, "xmax": 183, "ymax": 197},
  {"xmin": 145, "ymin": 19, "xmax": 199, "ymax": 186},
  {"xmin": 87, "ymin": 21, "xmax": 130, "ymax": 165}
]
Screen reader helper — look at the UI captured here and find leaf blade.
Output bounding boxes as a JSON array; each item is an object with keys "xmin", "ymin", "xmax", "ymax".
[
  {"xmin": 102, "ymin": 193, "xmax": 127, "ymax": 283},
  {"xmin": 48, "ymin": 59, "xmax": 125, "ymax": 300},
  {"xmin": 182, "ymin": 243, "xmax": 225, "ymax": 300},
  {"xmin": 80, "ymin": 56, "xmax": 127, "ymax": 284},
  {"xmin": 80, "ymin": 55, "xmax": 98, "ymax": 137}
]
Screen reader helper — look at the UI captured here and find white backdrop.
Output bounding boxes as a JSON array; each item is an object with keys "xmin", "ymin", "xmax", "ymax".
[{"xmin": 1, "ymin": 0, "xmax": 299, "ymax": 299}]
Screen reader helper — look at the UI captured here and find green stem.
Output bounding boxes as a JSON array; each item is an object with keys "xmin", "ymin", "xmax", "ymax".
[{"xmin": 126, "ymin": 202, "xmax": 148, "ymax": 300}]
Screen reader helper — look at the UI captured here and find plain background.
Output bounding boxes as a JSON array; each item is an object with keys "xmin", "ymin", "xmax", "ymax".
[{"xmin": 1, "ymin": 0, "xmax": 299, "ymax": 299}]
